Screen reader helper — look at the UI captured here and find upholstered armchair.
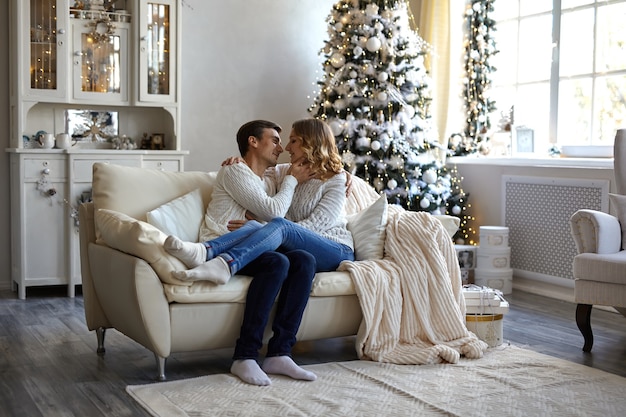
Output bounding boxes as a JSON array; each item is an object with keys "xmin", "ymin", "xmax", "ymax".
[{"xmin": 570, "ymin": 129, "xmax": 626, "ymax": 352}]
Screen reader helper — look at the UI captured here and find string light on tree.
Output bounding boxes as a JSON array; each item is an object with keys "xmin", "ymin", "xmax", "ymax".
[{"xmin": 445, "ymin": 164, "xmax": 477, "ymax": 245}]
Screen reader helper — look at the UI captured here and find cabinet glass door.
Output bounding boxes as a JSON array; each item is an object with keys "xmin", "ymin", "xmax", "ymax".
[
  {"xmin": 28, "ymin": 0, "xmax": 68, "ymax": 98},
  {"xmin": 72, "ymin": 18, "xmax": 129, "ymax": 103},
  {"xmin": 139, "ymin": 0, "xmax": 177, "ymax": 103}
]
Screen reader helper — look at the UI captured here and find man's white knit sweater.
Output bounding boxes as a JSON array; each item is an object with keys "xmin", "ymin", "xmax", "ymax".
[{"xmin": 198, "ymin": 162, "xmax": 353, "ymax": 250}]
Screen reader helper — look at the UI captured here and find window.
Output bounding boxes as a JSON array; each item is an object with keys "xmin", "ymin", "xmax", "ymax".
[{"xmin": 490, "ymin": 0, "xmax": 626, "ymax": 155}]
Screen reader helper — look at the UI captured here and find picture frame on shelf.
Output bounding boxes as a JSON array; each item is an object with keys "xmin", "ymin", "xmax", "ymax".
[
  {"xmin": 455, "ymin": 245, "xmax": 477, "ymax": 270},
  {"xmin": 66, "ymin": 109, "xmax": 119, "ymax": 142},
  {"xmin": 150, "ymin": 133, "xmax": 165, "ymax": 150},
  {"xmin": 515, "ymin": 126, "xmax": 534, "ymax": 154}
]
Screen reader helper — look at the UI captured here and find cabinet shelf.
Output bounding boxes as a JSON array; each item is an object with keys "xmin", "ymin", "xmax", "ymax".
[{"xmin": 9, "ymin": 0, "xmax": 183, "ymax": 298}]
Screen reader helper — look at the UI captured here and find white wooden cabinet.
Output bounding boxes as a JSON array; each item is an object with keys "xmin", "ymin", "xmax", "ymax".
[
  {"xmin": 9, "ymin": 150, "xmax": 187, "ymax": 299},
  {"xmin": 9, "ymin": 0, "xmax": 182, "ymax": 148},
  {"xmin": 7, "ymin": 0, "xmax": 186, "ymax": 298}
]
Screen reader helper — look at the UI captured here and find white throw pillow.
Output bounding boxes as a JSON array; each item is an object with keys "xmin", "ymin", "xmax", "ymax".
[
  {"xmin": 146, "ymin": 188, "xmax": 204, "ymax": 242},
  {"xmin": 347, "ymin": 194, "xmax": 388, "ymax": 260},
  {"xmin": 95, "ymin": 209, "xmax": 191, "ymax": 286}
]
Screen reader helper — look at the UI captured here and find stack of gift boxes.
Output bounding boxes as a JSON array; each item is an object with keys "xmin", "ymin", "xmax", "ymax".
[
  {"xmin": 475, "ymin": 226, "xmax": 512, "ymax": 295},
  {"xmin": 463, "ymin": 284, "xmax": 509, "ymax": 347}
]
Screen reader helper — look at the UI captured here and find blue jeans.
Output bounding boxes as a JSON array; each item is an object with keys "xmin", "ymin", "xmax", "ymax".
[
  {"xmin": 204, "ymin": 218, "xmax": 354, "ymax": 274},
  {"xmin": 233, "ymin": 249, "xmax": 316, "ymax": 360}
]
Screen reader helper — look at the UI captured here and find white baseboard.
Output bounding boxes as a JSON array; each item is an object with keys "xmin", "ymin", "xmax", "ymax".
[
  {"xmin": 513, "ymin": 273, "xmax": 619, "ymax": 313},
  {"xmin": 513, "ymin": 274, "xmax": 575, "ymax": 303}
]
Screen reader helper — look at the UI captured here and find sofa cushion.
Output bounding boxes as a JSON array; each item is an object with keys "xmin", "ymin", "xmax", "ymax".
[
  {"xmin": 162, "ymin": 270, "xmax": 356, "ymax": 303},
  {"xmin": 347, "ymin": 194, "xmax": 388, "ymax": 260},
  {"xmin": 146, "ymin": 188, "xmax": 204, "ymax": 242},
  {"xmin": 95, "ymin": 208, "xmax": 192, "ymax": 286},
  {"xmin": 609, "ymin": 193, "xmax": 626, "ymax": 250}
]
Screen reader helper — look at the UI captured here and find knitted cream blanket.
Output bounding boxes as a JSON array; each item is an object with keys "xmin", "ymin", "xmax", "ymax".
[{"xmin": 339, "ymin": 206, "xmax": 488, "ymax": 364}]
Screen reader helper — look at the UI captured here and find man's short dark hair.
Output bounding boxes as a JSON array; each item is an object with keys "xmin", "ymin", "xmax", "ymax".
[{"xmin": 236, "ymin": 120, "xmax": 282, "ymax": 157}]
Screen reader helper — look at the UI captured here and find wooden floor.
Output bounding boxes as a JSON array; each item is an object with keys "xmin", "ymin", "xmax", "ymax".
[{"xmin": 1, "ymin": 286, "xmax": 625, "ymax": 417}]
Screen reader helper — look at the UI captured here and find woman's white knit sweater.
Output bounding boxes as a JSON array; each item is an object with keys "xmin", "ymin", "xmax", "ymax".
[{"xmin": 199, "ymin": 162, "xmax": 353, "ymax": 250}]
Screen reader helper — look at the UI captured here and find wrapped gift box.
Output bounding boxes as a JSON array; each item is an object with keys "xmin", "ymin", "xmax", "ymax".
[{"xmin": 463, "ymin": 285, "xmax": 509, "ymax": 347}]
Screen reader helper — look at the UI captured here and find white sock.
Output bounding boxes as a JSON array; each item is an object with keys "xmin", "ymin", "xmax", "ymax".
[
  {"xmin": 231, "ymin": 359, "xmax": 271, "ymax": 386},
  {"xmin": 164, "ymin": 235, "xmax": 207, "ymax": 268},
  {"xmin": 172, "ymin": 256, "xmax": 231, "ymax": 284},
  {"xmin": 262, "ymin": 356, "xmax": 317, "ymax": 381}
]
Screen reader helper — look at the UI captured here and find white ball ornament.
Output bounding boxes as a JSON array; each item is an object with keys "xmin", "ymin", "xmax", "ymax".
[
  {"xmin": 420, "ymin": 198, "xmax": 431, "ymax": 209},
  {"xmin": 365, "ymin": 3, "xmax": 379, "ymax": 16},
  {"xmin": 329, "ymin": 120, "xmax": 344, "ymax": 136},
  {"xmin": 330, "ymin": 53, "xmax": 346, "ymax": 68},
  {"xmin": 333, "ymin": 99, "xmax": 347, "ymax": 110},
  {"xmin": 452, "ymin": 205, "xmax": 462, "ymax": 215},
  {"xmin": 422, "ymin": 169, "xmax": 438, "ymax": 184},
  {"xmin": 377, "ymin": 91, "xmax": 388, "ymax": 101},
  {"xmin": 378, "ymin": 72, "xmax": 389, "ymax": 82},
  {"xmin": 387, "ymin": 179, "xmax": 397, "ymax": 190},
  {"xmin": 350, "ymin": 70, "xmax": 358, "ymax": 79},
  {"xmin": 402, "ymin": 105, "xmax": 416, "ymax": 118},
  {"xmin": 366, "ymin": 37, "xmax": 382, "ymax": 52},
  {"xmin": 370, "ymin": 140, "xmax": 381, "ymax": 151}
]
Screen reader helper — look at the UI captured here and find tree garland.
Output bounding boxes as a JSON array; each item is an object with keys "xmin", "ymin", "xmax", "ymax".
[{"xmin": 449, "ymin": 0, "xmax": 498, "ymax": 156}]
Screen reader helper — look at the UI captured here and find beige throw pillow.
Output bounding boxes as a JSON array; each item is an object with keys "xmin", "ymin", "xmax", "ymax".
[{"xmin": 95, "ymin": 208, "xmax": 192, "ymax": 286}]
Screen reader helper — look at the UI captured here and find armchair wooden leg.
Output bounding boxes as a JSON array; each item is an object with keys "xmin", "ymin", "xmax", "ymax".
[{"xmin": 576, "ymin": 303, "xmax": 593, "ymax": 352}]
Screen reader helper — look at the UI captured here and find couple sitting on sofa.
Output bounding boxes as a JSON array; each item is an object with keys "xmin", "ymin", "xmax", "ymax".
[{"xmin": 164, "ymin": 118, "xmax": 355, "ymax": 386}]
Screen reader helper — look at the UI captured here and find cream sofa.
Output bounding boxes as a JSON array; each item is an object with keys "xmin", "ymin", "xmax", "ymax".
[{"xmin": 79, "ymin": 162, "xmax": 459, "ymax": 380}]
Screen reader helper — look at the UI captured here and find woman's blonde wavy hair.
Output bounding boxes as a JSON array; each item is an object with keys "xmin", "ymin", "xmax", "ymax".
[{"xmin": 291, "ymin": 119, "xmax": 343, "ymax": 181}]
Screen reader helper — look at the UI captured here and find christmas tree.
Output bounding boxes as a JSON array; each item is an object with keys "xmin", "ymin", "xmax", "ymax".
[{"xmin": 308, "ymin": 0, "xmax": 451, "ymax": 214}]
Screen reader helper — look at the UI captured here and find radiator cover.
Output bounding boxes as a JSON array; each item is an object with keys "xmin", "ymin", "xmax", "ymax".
[{"xmin": 501, "ymin": 175, "xmax": 609, "ymax": 282}]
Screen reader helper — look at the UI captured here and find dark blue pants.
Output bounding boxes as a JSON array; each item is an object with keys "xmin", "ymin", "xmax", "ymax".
[{"xmin": 232, "ymin": 249, "xmax": 316, "ymax": 360}]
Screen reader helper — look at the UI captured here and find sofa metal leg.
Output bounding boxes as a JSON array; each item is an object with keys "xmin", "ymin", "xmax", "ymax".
[
  {"xmin": 576, "ymin": 303, "xmax": 593, "ymax": 352},
  {"xmin": 96, "ymin": 327, "xmax": 106, "ymax": 356},
  {"xmin": 155, "ymin": 354, "xmax": 167, "ymax": 382}
]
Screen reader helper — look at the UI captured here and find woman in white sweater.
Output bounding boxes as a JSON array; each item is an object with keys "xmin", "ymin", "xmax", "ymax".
[{"xmin": 164, "ymin": 118, "xmax": 355, "ymax": 285}]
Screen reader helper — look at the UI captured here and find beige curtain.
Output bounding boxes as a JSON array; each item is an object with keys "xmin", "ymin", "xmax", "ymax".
[{"xmin": 408, "ymin": 0, "xmax": 465, "ymax": 160}]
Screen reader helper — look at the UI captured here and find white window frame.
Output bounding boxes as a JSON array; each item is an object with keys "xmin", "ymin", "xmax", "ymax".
[{"xmin": 490, "ymin": 0, "xmax": 626, "ymax": 157}]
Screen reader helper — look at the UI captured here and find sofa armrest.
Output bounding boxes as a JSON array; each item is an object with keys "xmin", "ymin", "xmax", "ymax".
[
  {"xmin": 570, "ymin": 209, "xmax": 622, "ymax": 254},
  {"xmin": 79, "ymin": 202, "xmax": 110, "ymax": 331},
  {"xmin": 88, "ymin": 243, "xmax": 172, "ymax": 358}
]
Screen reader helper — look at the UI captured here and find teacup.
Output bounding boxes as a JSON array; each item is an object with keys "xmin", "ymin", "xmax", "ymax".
[
  {"xmin": 55, "ymin": 133, "xmax": 71, "ymax": 149},
  {"xmin": 37, "ymin": 133, "xmax": 55, "ymax": 149}
]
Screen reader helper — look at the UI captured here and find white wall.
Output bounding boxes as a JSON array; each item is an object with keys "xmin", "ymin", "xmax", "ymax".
[{"xmin": 180, "ymin": 0, "xmax": 336, "ymax": 171}]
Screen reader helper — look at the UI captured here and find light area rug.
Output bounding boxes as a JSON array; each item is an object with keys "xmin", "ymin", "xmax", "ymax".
[{"xmin": 127, "ymin": 345, "xmax": 626, "ymax": 417}]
